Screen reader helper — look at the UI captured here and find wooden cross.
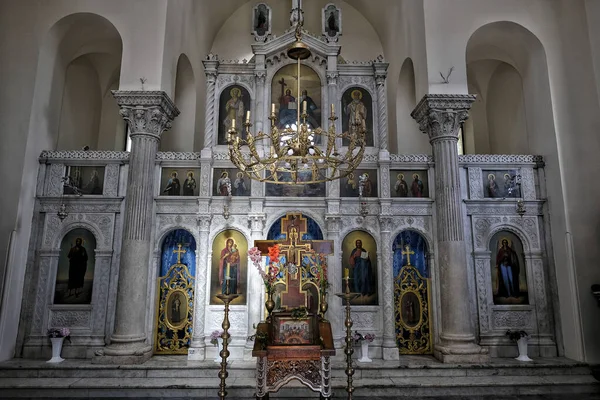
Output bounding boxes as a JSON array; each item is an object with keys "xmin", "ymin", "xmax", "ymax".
[
  {"xmin": 255, "ymin": 213, "xmax": 333, "ymax": 309},
  {"xmin": 173, "ymin": 244, "xmax": 186, "ymax": 264},
  {"xmin": 402, "ymin": 244, "xmax": 415, "ymax": 266},
  {"xmin": 278, "ymin": 77, "xmax": 287, "ymax": 103}
]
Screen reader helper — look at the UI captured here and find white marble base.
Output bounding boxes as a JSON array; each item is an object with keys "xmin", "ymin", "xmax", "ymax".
[{"xmin": 382, "ymin": 347, "xmax": 400, "ymax": 360}]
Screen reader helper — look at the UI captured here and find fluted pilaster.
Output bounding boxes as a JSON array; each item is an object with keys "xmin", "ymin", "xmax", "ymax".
[
  {"xmin": 203, "ymin": 55, "xmax": 219, "ymax": 147},
  {"xmin": 374, "ymin": 61, "xmax": 389, "ymax": 151},
  {"xmin": 97, "ymin": 91, "xmax": 179, "ymax": 364},
  {"xmin": 411, "ymin": 94, "xmax": 488, "ymax": 363}
]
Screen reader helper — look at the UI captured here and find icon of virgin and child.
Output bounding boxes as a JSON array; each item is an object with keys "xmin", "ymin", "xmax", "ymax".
[{"xmin": 219, "ymin": 238, "xmax": 241, "ymax": 294}]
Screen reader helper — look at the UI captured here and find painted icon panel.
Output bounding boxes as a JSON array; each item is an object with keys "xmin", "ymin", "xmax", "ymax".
[
  {"xmin": 341, "ymin": 230, "xmax": 378, "ymax": 305},
  {"xmin": 160, "ymin": 168, "xmax": 200, "ymax": 196},
  {"xmin": 64, "ymin": 166, "xmax": 105, "ymax": 195},
  {"xmin": 213, "ymin": 168, "xmax": 251, "ymax": 196},
  {"xmin": 53, "ymin": 228, "xmax": 96, "ymax": 304},
  {"xmin": 341, "ymin": 87, "xmax": 373, "ymax": 147},
  {"xmin": 265, "ymin": 173, "xmax": 326, "ymax": 197},
  {"xmin": 482, "ymin": 169, "xmax": 521, "ymax": 198},
  {"xmin": 340, "ymin": 169, "xmax": 378, "ymax": 197},
  {"xmin": 210, "ymin": 229, "xmax": 248, "ymax": 305},
  {"xmin": 490, "ymin": 230, "xmax": 528, "ymax": 305},
  {"xmin": 390, "ymin": 170, "xmax": 429, "ymax": 198},
  {"xmin": 218, "ymin": 85, "xmax": 251, "ymax": 145}
]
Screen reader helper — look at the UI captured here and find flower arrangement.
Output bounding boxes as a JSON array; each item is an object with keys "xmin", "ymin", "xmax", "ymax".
[
  {"xmin": 506, "ymin": 330, "xmax": 528, "ymax": 342},
  {"xmin": 249, "ymin": 245, "xmax": 279, "ymax": 292},
  {"xmin": 210, "ymin": 330, "xmax": 223, "ymax": 346},
  {"xmin": 311, "ymin": 250, "xmax": 330, "ymax": 294},
  {"xmin": 47, "ymin": 328, "xmax": 71, "ymax": 343},
  {"xmin": 353, "ymin": 331, "xmax": 375, "ymax": 344}
]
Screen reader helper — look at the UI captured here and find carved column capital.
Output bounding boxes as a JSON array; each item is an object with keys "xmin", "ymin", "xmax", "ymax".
[
  {"xmin": 203, "ymin": 54, "xmax": 220, "ymax": 82},
  {"xmin": 373, "ymin": 60, "xmax": 388, "ymax": 87},
  {"xmin": 112, "ymin": 91, "xmax": 180, "ymax": 138},
  {"xmin": 326, "ymin": 71, "xmax": 339, "ymax": 85},
  {"xmin": 196, "ymin": 213, "xmax": 213, "ymax": 232},
  {"xmin": 378, "ymin": 216, "xmax": 394, "ymax": 233},
  {"xmin": 248, "ymin": 213, "xmax": 266, "ymax": 234},
  {"xmin": 411, "ymin": 94, "xmax": 475, "ymax": 143},
  {"xmin": 254, "ymin": 70, "xmax": 267, "ymax": 85},
  {"xmin": 325, "ymin": 215, "xmax": 341, "ymax": 233}
]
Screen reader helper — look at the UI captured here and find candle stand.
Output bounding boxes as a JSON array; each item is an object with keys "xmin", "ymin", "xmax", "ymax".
[
  {"xmin": 335, "ymin": 276, "xmax": 360, "ymax": 399},
  {"xmin": 215, "ymin": 279, "xmax": 240, "ymax": 399}
]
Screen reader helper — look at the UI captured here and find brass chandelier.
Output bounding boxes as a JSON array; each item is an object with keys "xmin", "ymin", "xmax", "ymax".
[{"xmin": 227, "ymin": 24, "xmax": 366, "ymax": 185}]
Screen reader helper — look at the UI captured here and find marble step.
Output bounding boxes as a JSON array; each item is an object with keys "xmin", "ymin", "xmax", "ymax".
[{"xmin": 0, "ymin": 374, "xmax": 598, "ymax": 399}]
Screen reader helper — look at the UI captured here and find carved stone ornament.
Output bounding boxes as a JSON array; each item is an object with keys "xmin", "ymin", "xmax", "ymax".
[
  {"xmin": 112, "ymin": 91, "xmax": 180, "ymax": 138},
  {"xmin": 411, "ymin": 94, "xmax": 475, "ymax": 141}
]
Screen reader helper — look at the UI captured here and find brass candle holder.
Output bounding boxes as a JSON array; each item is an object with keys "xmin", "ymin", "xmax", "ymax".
[
  {"xmin": 335, "ymin": 276, "xmax": 360, "ymax": 399},
  {"xmin": 215, "ymin": 279, "xmax": 240, "ymax": 400}
]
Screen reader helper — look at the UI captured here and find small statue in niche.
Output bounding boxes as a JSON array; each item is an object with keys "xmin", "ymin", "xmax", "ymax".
[
  {"xmin": 322, "ymin": 4, "xmax": 341, "ymax": 42},
  {"xmin": 252, "ymin": 3, "xmax": 271, "ymax": 41}
]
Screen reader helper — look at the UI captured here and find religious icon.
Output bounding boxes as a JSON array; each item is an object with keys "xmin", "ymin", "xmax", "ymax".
[
  {"xmin": 166, "ymin": 290, "xmax": 188, "ymax": 329},
  {"xmin": 265, "ymin": 172, "xmax": 326, "ymax": 197},
  {"xmin": 182, "ymin": 171, "xmax": 196, "ymax": 196},
  {"xmin": 53, "ymin": 228, "xmax": 96, "ymax": 305},
  {"xmin": 212, "ymin": 168, "xmax": 251, "ymax": 196},
  {"xmin": 210, "ymin": 230, "xmax": 247, "ymax": 305},
  {"xmin": 342, "ymin": 231, "xmax": 378, "ymax": 305},
  {"xmin": 322, "ymin": 4, "xmax": 341, "ymax": 40},
  {"xmin": 392, "ymin": 230, "xmax": 429, "ymax": 278},
  {"xmin": 252, "ymin": 3, "xmax": 271, "ymax": 39},
  {"xmin": 390, "ymin": 170, "xmax": 429, "ymax": 198},
  {"xmin": 216, "ymin": 171, "xmax": 231, "ymax": 196},
  {"xmin": 273, "ymin": 316, "xmax": 313, "ymax": 345},
  {"xmin": 342, "ymin": 87, "xmax": 373, "ymax": 146},
  {"xmin": 218, "ymin": 85, "xmax": 251, "ymax": 145},
  {"xmin": 160, "ymin": 168, "xmax": 200, "ymax": 196},
  {"xmin": 340, "ymin": 169, "xmax": 377, "ymax": 197},
  {"xmin": 271, "ymin": 64, "xmax": 321, "ymax": 129},
  {"xmin": 490, "ymin": 231, "xmax": 528, "ymax": 305},
  {"xmin": 400, "ymin": 291, "xmax": 421, "ymax": 328},
  {"xmin": 160, "ymin": 229, "xmax": 197, "ymax": 277},
  {"xmin": 482, "ymin": 169, "xmax": 521, "ymax": 198},
  {"xmin": 64, "ymin": 166, "xmax": 105, "ymax": 195}
]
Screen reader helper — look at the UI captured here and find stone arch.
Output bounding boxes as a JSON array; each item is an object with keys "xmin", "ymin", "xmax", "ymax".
[
  {"xmin": 162, "ymin": 54, "xmax": 197, "ymax": 152},
  {"xmin": 158, "ymin": 228, "xmax": 198, "ymax": 278},
  {"xmin": 389, "ymin": 225, "xmax": 433, "ymax": 255},
  {"xmin": 53, "ymin": 221, "xmax": 104, "ymax": 251},
  {"xmin": 264, "ymin": 210, "xmax": 325, "ymax": 240},
  {"xmin": 154, "ymin": 224, "xmax": 200, "ymax": 255},
  {"xmin": 485, "ymin": 224, "xmax": 532, "ymax": 254},
  {"xmin": 464, "ymin": 21, "xmax": 556, "ymax": 157},
  {"xmin": 29, "ymin": 13, "xmax": 124, "ymax": 153}
]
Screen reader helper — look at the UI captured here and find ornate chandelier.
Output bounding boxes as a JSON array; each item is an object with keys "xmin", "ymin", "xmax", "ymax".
[{"xmin": 227, "ymin": 24, "xmax": 365, "ymax": 185}]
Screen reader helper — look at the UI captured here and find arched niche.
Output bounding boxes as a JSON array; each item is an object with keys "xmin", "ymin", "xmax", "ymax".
[
  {"xmin": 395, "ymin": 58, "xmax": 427, "ymax": 154},
  {"xmin": 266, "ymin": 214, "xmax": 323, "ymax": 241},
  {"xmin": 160, "ymin": 229, "xmax": 197, "ymax": 278},
  {"xmin": 53, "ymin": 228, "xmax": 97, "ymax": 305},
  {"xmin": 489, "ymin": 230, "xmax": 528, "ymax": 306},
  {"xmin": 35, "ymin": 13, "xmax": 124, "ymax": 152},
  {"xmin": 392, "ymin": 230, "xmax": 429, "ymax": 279},
  {"xmin": 210, "ymin": 229, "xmax": 248, "ymax": 305},
  {"xmin": 465, "ymin": 21, "xmax": 556, "ymax": 157},
  {"xmin": 161, "ymin": 54, "xmax": 197, "ymax": 152},
  {"xmin": 341, "ymin": 230, "xmax": 377, "ymax": 306}
]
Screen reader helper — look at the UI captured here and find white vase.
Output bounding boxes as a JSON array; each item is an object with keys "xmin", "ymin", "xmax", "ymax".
[
  {"xmin": 358, "ymin": 340, "xmax": 372, "ymax": 363},
  {"xmin": 214, "ymin": 337, "xmax": 223, "ymax": 362},
  {"xmin": 515, "ymin": 337, "xmax": 533, "ymax": 362},
  {"xmin": 47, "ymin": 337, "xmax": 65, "ymax": 363}
]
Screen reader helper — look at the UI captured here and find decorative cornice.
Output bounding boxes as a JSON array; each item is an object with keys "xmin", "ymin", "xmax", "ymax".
[
  {"xmin": 459, "ymin": 154, "xmax": 544, "ymax": 166},
  {"xmin": 112, "ymin": 91, "xmax": 180, "ymax": 138},
  {"xmin": 39, "ymin": 150, "xmax": 130, "ymax": 163},
  {"xmin": 389, "ymin": 154, "xmax": 434, "ymax": 163},
  {"xmin": 411, "ymin": 94, "xmax": 476, "ymax": 142},
  {"xmin": 156, "ymin": 152, "xmax": 202, "ymax": 161}
]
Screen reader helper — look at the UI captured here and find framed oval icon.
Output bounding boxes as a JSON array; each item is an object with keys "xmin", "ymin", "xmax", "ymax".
[
  {"xmin": 166, "ymin": 289, "xmax": 188, "ymax": 330},
  {"xmin": 400, "ymin": 291, "xmax": 421, "ymax": 329}
]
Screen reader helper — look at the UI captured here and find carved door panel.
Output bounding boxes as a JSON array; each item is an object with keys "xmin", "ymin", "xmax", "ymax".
[{"xmin": 394, "ymin": 265, "xmax": 432, "ymax": 354}]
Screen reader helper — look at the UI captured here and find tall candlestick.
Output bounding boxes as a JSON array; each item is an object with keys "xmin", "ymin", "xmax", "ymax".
[
  {"xmin": 231, "ymin": 118, "xmax": 236, "ymax": 129},
  {"xmin": 303, "ymin": 100, "xmax": 307, "ymax": 114},
  {"xmin": 271, "ymin": 103, "xmax": 276, "ymax": 114},
  {"xmin": 331, "ymin": 104, "xmax": 335, "ymax": 115},
  {"xmin": 344, "ymin": 267, "xmax": 349, "ymax": 279},
  {"xmin": 246, "ymin": 110, "xmax": 251, "ymax": 122}
]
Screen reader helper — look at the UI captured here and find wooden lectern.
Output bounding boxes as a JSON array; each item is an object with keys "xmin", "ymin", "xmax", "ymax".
[{"xmin": 252, "ymin": 213, "xmax": 335, "ymax": 399}]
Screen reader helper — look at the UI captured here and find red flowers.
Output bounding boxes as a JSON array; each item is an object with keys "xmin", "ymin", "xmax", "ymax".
[{"xmin": 268, "ymin": 245, "xmax": 280, "ymax": 264}]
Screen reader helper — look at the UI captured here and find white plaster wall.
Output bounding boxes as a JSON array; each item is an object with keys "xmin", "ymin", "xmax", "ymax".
[
  {"xmin": 210, "ymin": 0, "xmax": 383, "ymax": 63},
  {"xmin": 161, "ymin": 54, "xmax": 196, "ymax": 152},
  {"xmin": 396, "ymin": 58, "xmax": 426, "ymax": 154},
  {"xmin": 486, "ymin": 63, "xmax": 528, "ymax": 154},
  {"xmin": 56, "ymin": 56, "xmax": 102, "ymax": 151}
]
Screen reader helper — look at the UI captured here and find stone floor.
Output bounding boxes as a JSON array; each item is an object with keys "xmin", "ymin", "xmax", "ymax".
[{"xmin": 0, "ymin": 356, "xmax": 597, "ymax": 399}]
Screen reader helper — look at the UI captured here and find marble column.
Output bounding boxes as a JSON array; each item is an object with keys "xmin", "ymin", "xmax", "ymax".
[
  {"xmin": 245, "ymin": 213, "xmax": 266, "ymax": 358},
  {"xmin": 203, "ymin": 55, "xmax": 219, "ymax": 148},
  {"xmin": 411, "ymin": 94, "xmax": 488, "ymax": 363},
  {"xmin": 378, "ymin": 216, "xmax": 398, "ymax": 360},
  {"xmin": 324, "ymin": 215, "xmax": 342, "ymax": 344},
  {"xmin": 97, "ymin": 91, "xmax": 179, "ymax": 364},
  {"xmin": 373, "ymin": 60, "xmax": 389, "ymax": 151},
  {"xmin": 188, "ymin": 213, "xmax": 212, "ymax": 360},
  {"xmin": 326, "ymin": 71, "xmax": 340, "ymax": 149}
]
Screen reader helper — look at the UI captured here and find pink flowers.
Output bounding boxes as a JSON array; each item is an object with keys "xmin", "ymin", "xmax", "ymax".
[
  {"xmin": 353, "ymin": 331, "xmax": 375, "ymax": 343},
  {"xmin": 249, "ymin": 246, "xmax": 278, "ymax": 292}
]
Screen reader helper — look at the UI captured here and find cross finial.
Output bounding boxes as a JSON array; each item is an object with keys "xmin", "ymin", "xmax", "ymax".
[
  {"xmin": 140, "ymin": 77, "xmax": 147, "ymax": 90},
  {"xmin": 173, "ymin": 244, "xmax": 186, "ymax": 264},
  {"xmin": 402, "ymin": 245, "xmax": 415, "ymax": 266}
]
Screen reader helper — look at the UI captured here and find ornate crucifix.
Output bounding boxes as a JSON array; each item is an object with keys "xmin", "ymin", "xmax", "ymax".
[
  {"xmin": 402, "ymin": 244, "xmax": 415, "ymax": 266},
  {"xmin": 255, "ymin": 213, "xmax": 333, "ymax": 309},
  {"xmin": 173, "ymin": 244, "xmax": 186, "ymax": 264}
]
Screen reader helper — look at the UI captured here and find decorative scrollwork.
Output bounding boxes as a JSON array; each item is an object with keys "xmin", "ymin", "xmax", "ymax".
[{"xmin": 394, "ymin": 265, "xmax": 431, "ymax": 354}]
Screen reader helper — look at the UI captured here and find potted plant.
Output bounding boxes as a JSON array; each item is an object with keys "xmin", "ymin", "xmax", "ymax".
[
  {"xmin": 47, "ymin": 328, "xmax": 71, "ymax": 363},
  {"xmin": 506, "ymin": 330, "xmax": 532, "ymax": 362},
  {"xmin": 210, "ymin": 330, "xmax": 224, "ymax": 362},
  {"xmin": 353, "ymin": 331, "xmax": 375, "ymax": 363}
]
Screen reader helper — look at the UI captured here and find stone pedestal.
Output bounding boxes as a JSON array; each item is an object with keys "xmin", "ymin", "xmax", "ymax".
[
  {"xmin": 95, "ymin": 91, "xmax": 179, "ymax": 364},
  {"xmin": 411, "ymin": 94, "xmax": 488, "ymax": 363}
]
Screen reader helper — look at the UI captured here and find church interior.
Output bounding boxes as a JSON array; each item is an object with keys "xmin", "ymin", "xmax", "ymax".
[{"xmin": 0, "ymin": 0, "xmax": 599, "ymax": 398}]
